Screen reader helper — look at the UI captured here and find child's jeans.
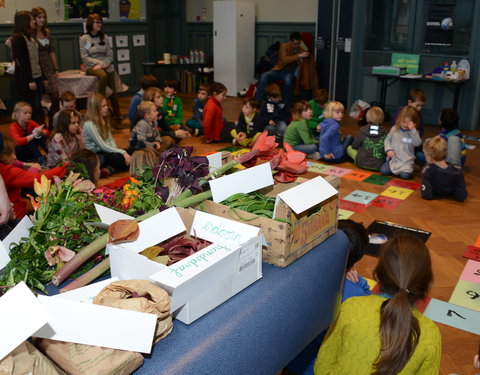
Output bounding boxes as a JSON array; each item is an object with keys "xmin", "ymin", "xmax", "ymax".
[
  {"xmin": 186, "ymin": 119, "xmax": 203, "ymax": 135},
  {"xmin": 292, "ymin": 144, "xmax": 318, "ymax": 154},
  {"xmin": 380, "ymin": 160, "xmax": 412, "ymax": 179},
  {"xmin": 320, "ymin": 135, "xmax": 354, "ymax": 164}
]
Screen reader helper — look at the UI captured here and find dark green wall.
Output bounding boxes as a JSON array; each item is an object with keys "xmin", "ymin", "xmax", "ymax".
[
  {"xmin": 348, "ymin": 2, "xmax": 480, "ymax": 130},
  {"xmin": 0, "ymin": 21, "xmax": 148, "ymax": 96}
]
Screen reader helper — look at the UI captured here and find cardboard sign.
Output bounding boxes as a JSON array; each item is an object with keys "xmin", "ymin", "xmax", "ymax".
[
  {"xmin": 386, "ymin": 178, "xmax": 421, "ymax": 191},
  {"xmin": 34, "ymin": 296, "xmax": 157, "ymax": 353},
  {"xmin": 391, "ymin": 53, "xmax": 420, "ymax": 74},
  {"xmin": 338, "ymin": 209, "xmax": 355, "ymax": 220},
  {"xmin": 191, "ymin": 210, "xmax": 262, "ymax": 246},
  {"xmin": 449, "ymin": 279, "xmax": 480, "ymax": 312},
  {"xmin": 343, "ymin": 190, "xmax": 378, "ymax": 205},
  {"xmin": 370, "ymin": 195, "xmax": 403, "ymax": 210},
  {"xmin": 52, "ymin": 277, "xmax": 119, "ymax": 304},
  {"xmin": 339, "ymin": 199, "xmax": 367, "ymax": 213},
  {"xmin": 206, "ymin": 152, "xmax": 223, "ymax": 171},
  {"xmin": 342, "ymin": 170, "xmax": 373, "ymax": 181},
  {"xmin": 307, "ymin": 162, "xmax": 332, "ymax": 174},
  {"xmin": 94, "ymin": 203, "xmax": 133, "ymax": 225},
  {"xmin": 364, "ymin": 174, "xmax": 392, "ymax": 186},
  {"xmin": 321, "ymin": 166, "xmax": 352, "ymax": 177},
  {"xmin": 459, "ymin": 260, "xmax": 480, "ymax": 284},
  {"xmin": 209, "ymin": 163, "xmax": 274, "ymax": 203},
  {"xmin": 1, "ymin": 216, "xmax": 34, "ymax": 269},
  {"xmin": 381, "ymin": 186, "xmax": 414, "ymax": 200},
  {"xmin": 423, "ymin": 298, "xmax": 480, "ymax": 335},
  {"xmin": 0, "ymin": 282, "xmax": 51, "ymax": 361},
  {"xmin": 463, "ymin": 245, "xmax": 480, "ymax": 261},
  {"xmin": 276, "ymin": 176, "xmax": 338, "ymax": 215}
]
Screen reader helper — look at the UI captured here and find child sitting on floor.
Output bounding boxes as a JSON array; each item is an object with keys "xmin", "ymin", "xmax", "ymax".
[
  {"xmin": 308, "ymin": 88, "xmax": 328, "ymax": 135},
  {"xmin": 47, "ymin": 109, "xmax": 85, "ymax": 168},
  {"xmin": 259, "ymin": 83, "xmax": 290, "ymax": 145},
  {"xmin": 186, "ymin": 83, "xmax": 210, "ymax": 136},
  {"xmin": 381, "ymin": 106, "xmax": 422, "ymax": 180},
  {"xmin": 319, "ymin": 101, "xmax": 353, "ymax": 163},
  {"xmin": 0, "ymin": 134, "xmax": 66, "ymax": 219},
  {"xmin": 231, "ymin": 97, "xmax": 264, "ymax": 147},
  {"xmin": 284, "ymin": 100, "xmax": 319, "ymax": 160},
  {"xmin": 347, "ymin": 106, "xmax": 387, "ymax": 171},
  {"xmin": 162, "ymin": 79, "xmax": 184, "ymax": 131},
  {"xmin": 51, "ymin": 91, "xmax": 78, "ymax": 131},
  {"xmin": 70, "ymin": 149, "xmax": 101, "ymax": 185},
  {"xmin": 128, "ymin": 101, "xmax": 168, "ymax": 153},
  {"xmin": 421, "ymin": 135, "xmax": 467, "ymax": 202},
  {"xmin": 9, "ymin": 102, "xmax": 49, "ymax": 164},
  {"xmin": 390, "ymin": 88, "xmax": 426, "ymax": 137}
]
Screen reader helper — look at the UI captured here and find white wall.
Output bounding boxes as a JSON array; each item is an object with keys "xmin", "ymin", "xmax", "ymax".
[
  {"xmin": 0, "ymin": 0, "xmax": 147, "ymax": 24},
  {"xmin": 186, "ymin": 0, "xmax": 317, "ymax": 23}
]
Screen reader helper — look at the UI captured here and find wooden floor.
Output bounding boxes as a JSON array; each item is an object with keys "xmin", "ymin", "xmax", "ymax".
[{"xmin": 2, "ymin": 93, "xmax": 479, "ymax": 374}]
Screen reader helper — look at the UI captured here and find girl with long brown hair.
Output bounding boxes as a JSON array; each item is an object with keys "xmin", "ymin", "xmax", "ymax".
[
  {"xmin": 10, "ymin": 10, "xmax": 45, "ymax": 123},
  {"xmin": 83, "ymin": 93, "xmax": 130, "ymax": 175},
  {"xmin": 314, "ymin": 233, "xmax": 441, "ymax": 374},
  {"xmin": 31, "ymin": 7, "xmax": 60, "ymax": 127}
]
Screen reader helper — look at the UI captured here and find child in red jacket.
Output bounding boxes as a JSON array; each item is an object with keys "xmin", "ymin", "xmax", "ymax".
[
  {"xmin": 203, "ymin": 82, "xmax": 234, "ymax": 143},
  {"xmin": 0, "ymin": 134, "xmax": 66, "ymax": 219},
  {"xmin": 9, "ymin": 102, "xmax": 49, "ymax": 164}
]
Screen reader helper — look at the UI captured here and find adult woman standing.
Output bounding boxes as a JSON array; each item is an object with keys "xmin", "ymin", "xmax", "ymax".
[
  {"xmin": 31, "ymin": 7, "xmax": 60, "ymax": 128},
  {"xmin": 11, "ymin": 10, "xmax": 45, "ymax": 123},
  {"xmin": 79, "ymin": 13, "xmax": 122, "ymax": 125}
]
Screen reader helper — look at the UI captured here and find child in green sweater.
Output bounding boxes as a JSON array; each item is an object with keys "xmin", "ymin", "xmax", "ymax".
[
  {"xmin": 162, "ymin": 79, "xmax": 184, "ymax": 131},
  {"xmin": 308, "ymin": 88, "xmax": 328, "ymax": 136},
  {"xmin": 284, "ymin": 101, "xmax": 320, "ymax": 160}
]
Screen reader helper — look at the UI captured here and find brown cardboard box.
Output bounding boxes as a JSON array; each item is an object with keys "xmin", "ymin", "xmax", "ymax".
[{"xmin": 201, "ymin": 175, "xmax": 340, "ymax": 267}]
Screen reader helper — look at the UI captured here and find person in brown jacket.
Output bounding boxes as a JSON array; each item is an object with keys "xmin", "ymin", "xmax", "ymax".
[{"xmin": 255, "ymin": 32, "xmax": 310, "ymax": 104}]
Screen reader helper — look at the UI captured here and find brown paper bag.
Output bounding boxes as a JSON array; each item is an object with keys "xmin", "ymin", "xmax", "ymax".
[
  {"xmin": 94, "ymin": 280, "xmax": 173, "ymax": 343},
  {"xmin": 0, "ymin": 341, "xmax": 66, "ymax": 375},
  {"xmin": 35, "ymin": 340, "xmax": 143, "ymax": 375}
]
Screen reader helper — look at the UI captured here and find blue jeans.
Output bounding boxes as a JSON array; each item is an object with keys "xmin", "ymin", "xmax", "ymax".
[
  {"xmin": 264, "ymin": 121, "xmax": 288, "ymax": 138},
  {"xmin": 255, "ymin": 69, "xmax": 295, "ymax": 104},
  {"xmin": 380, "ymin": 161, "xmax": 411, "ymax": 179},
  {"xmin": 292, "ymin": 143, "xmax": 318, "ymax": 154}
]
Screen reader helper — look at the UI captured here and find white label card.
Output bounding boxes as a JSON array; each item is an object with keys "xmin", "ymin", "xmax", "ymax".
[
  {"xmin": 117, "ymin": 49, "xmax": 130, "ymax": 62},
  {"xmin": 52, "ymin": 277, "xmax": 119, "ymax": 304},
  {"xmin": 276, "ymin": 176, "xmax": 338, "ymax": 215},
  {"xmin": 133, "ymin": 34, "xmax": 145, "ymax": 46},
  {"xmin": 191, "ymin": 210, "xmax": 260, "ymax": 246},
  {"xmin": 209, "ymin": 163, "xmax": 273, "ymax": 203},
  {"xmin": 34, "ymin": 296, "xmax": 157, "ymax": 353},
  {"xmin": 0, "ymin": 282, "xmax": 51, "ymax": 361},
  {"xmin": 115, "ymin": 35, "xmax": 128, "ymax": 47}
]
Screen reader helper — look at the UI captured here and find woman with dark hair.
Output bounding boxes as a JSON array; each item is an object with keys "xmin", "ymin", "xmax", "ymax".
[
  {"xmin": 31, "ymin": 7, "xmax": 60, "ymax": 128},
  {"xmin": 11, "ymin": 10, "xmax": 45, "ymax": 123},
  {"xmin": 79, "ymin": 13, "xmax": 122, "ymax": 125},
  {"xmin": 314, "ymin": 233, "xmax": 441, "ymax": 374}
]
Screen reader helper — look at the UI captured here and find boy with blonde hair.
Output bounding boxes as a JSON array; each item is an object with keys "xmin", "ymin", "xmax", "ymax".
[
  {"xmin": 421, "ymin": 135, "xmax": 467, "ymax": 201},
  {"xmin": 128, "ymin": 101, "xmax": 168, "ymax": 152},
  {"xmin": 347, "ymin": 106, "xmax": 386, "ymax": 170}
]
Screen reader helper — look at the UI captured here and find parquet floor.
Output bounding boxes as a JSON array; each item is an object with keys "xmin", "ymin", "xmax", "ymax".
[{"xmin": 1, "ymin": 93, "xmax": 479, "ymax": 374}]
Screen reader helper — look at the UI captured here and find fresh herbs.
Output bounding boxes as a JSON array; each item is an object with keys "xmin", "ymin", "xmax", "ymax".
[
  {"xmin": 221, "ymin": 192, "xmax": 276, "ymax": 219},
  {"xmin": 0, "ymin": 173, "xmax": 105, "ymax": 294}
]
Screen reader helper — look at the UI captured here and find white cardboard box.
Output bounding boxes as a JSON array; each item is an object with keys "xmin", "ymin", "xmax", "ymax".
[{"xmin": 98, "ymin": 205, "xmax": 263, "ymax": 324}]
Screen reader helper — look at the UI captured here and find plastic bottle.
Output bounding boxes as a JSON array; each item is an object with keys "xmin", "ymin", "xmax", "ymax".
[
  {"xmin": 450, "ymin": 60, "xmax": 457, "ymax": 72},
  {"xmin": 189, "ymin": 50, "xmax": 194, "ymax": 64},
  {"xmin": 443, "ymin": 61, "xmax": 449, "ymax": 75},
  {"xmin": 199, "ymin": 50, "xmax": 205, "ymax": 64},
  {"xmin": 194, "ymin": 49, "xmax": 199, "ymax": 64}
]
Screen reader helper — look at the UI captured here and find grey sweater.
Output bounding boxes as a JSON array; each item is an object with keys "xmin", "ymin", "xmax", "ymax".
[
  {"xmin": 79, "ymin": 32, "xmax": 114, "ymax": 72},
  {"xmin": 128, "ymin": 119, "xmax": 162, "ymax": 151},
  {"xmin": 384, "ymin": 127, "xmax": 422, "ymax": 174}
]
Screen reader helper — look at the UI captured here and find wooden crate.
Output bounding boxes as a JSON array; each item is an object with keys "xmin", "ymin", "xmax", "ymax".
[{"xmin": 200, "ymin": 175, "xmax": 340, "ymax": 267}]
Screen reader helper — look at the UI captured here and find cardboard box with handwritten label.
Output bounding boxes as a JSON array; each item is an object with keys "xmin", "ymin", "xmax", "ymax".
[
  {"xmin": 95, "ymin": 205, "xmax": 263, "ymax": 324},
  {"xmin": 202, "ymin": 164, "xmax": 340, "ymax": 267}
]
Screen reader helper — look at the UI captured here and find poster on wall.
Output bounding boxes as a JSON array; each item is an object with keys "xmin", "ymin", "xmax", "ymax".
[
  {"xmin": 424, "ymin": 5, "xmax": 455, "ymax": 46},
  {"xmin": 119, "ymin": 0, "xmax": 141, "ymax": 20},
  {"xmin": 64, "ymin": 0, "xmax": 109, "ymax": 20}
]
